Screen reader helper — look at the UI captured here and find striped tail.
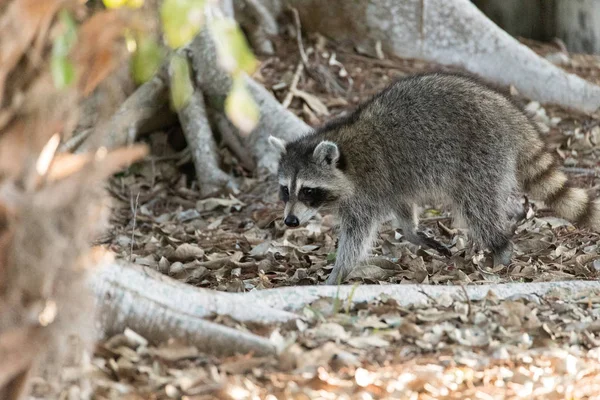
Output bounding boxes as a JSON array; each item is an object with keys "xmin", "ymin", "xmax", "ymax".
[{"xmin": 518, "ymin": 140, "xmax": 600, "ymax": 230}]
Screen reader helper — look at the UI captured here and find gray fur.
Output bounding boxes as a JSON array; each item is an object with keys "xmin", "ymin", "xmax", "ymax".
[{"xmin": 273, "ymin": 72, "xmax": 577, "ymax": 285}]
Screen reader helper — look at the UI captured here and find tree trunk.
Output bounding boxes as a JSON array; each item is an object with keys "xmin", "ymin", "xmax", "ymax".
[
  {"xmin": 472, "ymin": 0, "xmax": 556, "ymax": 41},
  {"xmin": 243, "ymin": 0, "xmax": 600, "ymax": 114},
  {"xmin": 556, "ymin": 0, "xmax": 600, "ymax": 54}
]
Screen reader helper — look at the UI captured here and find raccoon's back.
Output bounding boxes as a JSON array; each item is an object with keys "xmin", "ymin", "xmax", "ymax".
[{"xmin": 328, "ymin": 73, "xmax": 531, "ymax": 187}]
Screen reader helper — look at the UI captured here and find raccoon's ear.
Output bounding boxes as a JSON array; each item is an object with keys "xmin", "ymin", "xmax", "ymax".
[
  {"xmin": 268, "ymin": 135, "xmax": 287, "ymax": 154},
  {"xmin": 313, "ymin": 141, "xmax": 340, "ymax": 167}
]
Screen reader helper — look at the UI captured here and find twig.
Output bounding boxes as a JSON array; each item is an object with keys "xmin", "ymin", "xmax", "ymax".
[
  {"xmin": 59, "ymin": 129, "xmax": 92, "ymax": 153},
  {"xmin": 282, "ymin": 62, "xmax": 304, "ymax": 109},
  {"xmin": 130, "ymin": 191, "xmax": 140, "ymax": 261},
  {"xmin": 289, "ymin": 7, "xmax": 308, "ymax": 65},
  {"xmin": 459, "ymin": 284, "xmax": 472, "ymax": 319}
]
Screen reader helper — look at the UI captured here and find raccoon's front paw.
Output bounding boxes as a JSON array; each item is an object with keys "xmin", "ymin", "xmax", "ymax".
[{"xmin": 324, "ymin": 269, "xmax": 344, "ymax": 285}]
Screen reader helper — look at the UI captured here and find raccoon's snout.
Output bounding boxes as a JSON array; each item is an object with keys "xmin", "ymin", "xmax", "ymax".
[{"xmin": 284, "ymin": 215, "xmax": 300, "ymax": 227}]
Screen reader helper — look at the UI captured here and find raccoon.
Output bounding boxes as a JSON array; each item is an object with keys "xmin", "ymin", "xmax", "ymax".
[{"xmin": 269, "ymin": 72, "xmax": 600, "ymax": 285}]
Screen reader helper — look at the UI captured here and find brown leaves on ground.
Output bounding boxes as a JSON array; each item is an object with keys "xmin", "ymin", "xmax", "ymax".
[
  {"xmin": 102, "ymin": 32, "xmax": 600, "ymax": 291},
  {"xmin": 43, "ymin": 287, "xmax": 600, "ymax": 399}
]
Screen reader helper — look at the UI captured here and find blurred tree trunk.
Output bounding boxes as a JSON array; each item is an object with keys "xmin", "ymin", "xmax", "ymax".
[
  {"xmin": 474, "ymin": 0, "xmax": 600, "ymax": 55},
  {"xmin": 473, "ymin": 0, "xmax": 556, "ymax": 41},
  {"xmin": 556, "ymin": 0, "xmax": 600, "ymax": 54},
  {"xmin": 238, "ymin": 0, "xmax": 600, "ymax": 113}
]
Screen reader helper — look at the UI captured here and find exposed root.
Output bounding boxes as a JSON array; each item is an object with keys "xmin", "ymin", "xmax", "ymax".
[
  {"xmin": 211, "ymin": 110, "xmax": 257, "ymax": 171},
  {"xmin": 177, "ymin": 88, "xmax": 230, "ymax": 197},
  {"xmin": 76, "ymin": 65, "xmax": 176, "ymax": 152},
  {"xmin": 91, "ymin": 261, "xmax": 600, "ymax": 355},
  {"xmin": 93, "ymin": 262, "xmax": 294, "ymax": 356}
]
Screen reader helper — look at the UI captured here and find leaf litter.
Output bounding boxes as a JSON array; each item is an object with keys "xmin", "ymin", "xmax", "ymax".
[{"xmin": 35, "ymin": 29, "xmax": 600, "ymax": 398}]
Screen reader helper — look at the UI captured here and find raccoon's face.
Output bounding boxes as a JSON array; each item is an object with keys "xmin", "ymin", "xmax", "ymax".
[{"xmin": 269, "ymin": 136, "xmax": 353, "ymax": 227}]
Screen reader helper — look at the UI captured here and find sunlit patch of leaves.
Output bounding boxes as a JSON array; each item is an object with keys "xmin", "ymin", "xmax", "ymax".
[
  {"xmin": 102, "ymin": 0, "xmax": 144, "ymax": 9},
  {"xmin": 168, "ymin": 53, "xmax": 194, "ymax": 111},
  {"xmin": 210, "ymin": 17, "xmax": 260, "ymax": 135},
  {"xmin": 160, "ymin": 0, "xmax": 205, "ymax": 49},
  {"xmin": 128, "ymin": 32, "xmax": 164, "ymax": 85}
]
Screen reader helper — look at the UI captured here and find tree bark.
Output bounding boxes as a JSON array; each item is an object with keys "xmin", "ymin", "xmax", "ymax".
[
  {"xmin": 187, "ymin": 29, "xmax": 309, "ymax": 174},
  {"xmin": 177, "ymin": 89, "xmax": 230, "ymax": 197},
  {"xmin": 244, "ymin": 0, "xmax": 600, "ymax": 114},
  {"xmin": 76, "ymin": 66, "xmax": 177, "ymax": 152},
  {"xmin": 556, "ymin": 0, "xmax": 600, "ymax": 55},
  {"xmin": 92, "ymin": 262, "xmax": 295, "ymax": 356},
  {"xmin": 91, "ymin": 260, "xmax": 600, "ymax": 354}
]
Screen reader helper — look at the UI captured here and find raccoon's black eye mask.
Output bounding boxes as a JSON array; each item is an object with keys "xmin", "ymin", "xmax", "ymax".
[
  {"xmin": 279, "ymin": 185, "xmax": 289, "ymax": 202},
  {"xmin": 298, "ymin": 187, "xmax": 329, "ymax": 207}
]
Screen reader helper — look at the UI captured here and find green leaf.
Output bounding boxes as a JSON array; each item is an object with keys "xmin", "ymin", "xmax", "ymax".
[
  {"xmin": 103, "ymin": 0, "xmax": 144, "ymax": 9},
  {"xmin": 51, "ymin": 10, "xmax": 77, "ymax": 89},
  {"xmin": 52, "ymin": 10, "xmax": 77, "ymax": 58},
  {"xmin": 51, "ymin": 56, "xmax": 75, "ymax": 89},
  {"xmin": 161, "ymin": 0, "xmax": 205, "ymax": 49},
  {"xmin": 224, "ymin": 76, "xmax": 259, "ymax": 135},
  {"xmin": 210, "ymin": 18, "xmax": 258, "ymax": 75},
  {"xmin": 169, "ymin": 53, "xmax": 194, "ymax": 111},
  {"xmin": 131, "ymin": 37, "xmax": 164, "ymax": 84}
]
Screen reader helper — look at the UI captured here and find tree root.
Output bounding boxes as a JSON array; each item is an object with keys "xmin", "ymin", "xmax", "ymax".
[
  {"xmin": 73, "ymin": 25, "xmax": 308, "ymax": 191},
  {"xmin": 245, "ymin": 280, "xmax": 600, "ymax": 312},
  {"xmin": 92, "ymin": 260, "xmax": 600, "ymax": 357},
  {"xmin": 248, "ymin": 0, "xmax": 600, "ymax": 114},
  {"xmin": 92, "ymin": 262, "xmax": 296, "ymax": 356},
  {"xmin": 177, "ymin": 89, "xmax": 231, "ymax": 197},
  {"xmin": 76, "ymin": 66, "xmax": 177, "ymax": 152},
  {"xmin": 187, "ymin": 28, "xmax": 309, "ymax": 174}
]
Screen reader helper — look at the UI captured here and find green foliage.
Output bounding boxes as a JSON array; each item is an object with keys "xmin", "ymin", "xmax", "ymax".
[
  {"xmin": 224, "ymin": 75, "xmax": 259, "ymax": 135},
  {"xmin": 160, "ymin": 0, "xmax": 205, "ymax": 48},
  {"xmin": 88, "ymin": 0, "xmax": 262, "ymax": 134},
  {"xmin": 210, "ymin": 18, "xmax": 258, "ymax": 75},
  {"xmin": 130, "ymin": 35, "xmax": 165, "ymax": 85},
  {"xmin": 102, "ymin": 0, "xmax": 144, "ymax": 9},
  {"xmin": 169, "ymin": 53, "xmax": 194, "ymax": 111},
  {"xmin": 51, "ymin": 10, "xmax": 77, "ymax": 89}
]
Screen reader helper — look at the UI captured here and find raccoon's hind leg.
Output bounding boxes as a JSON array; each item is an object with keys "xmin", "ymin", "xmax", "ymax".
[
  {"xmin": 455, "ymin": 190, "xmax": 514, "ymax": 266},
  {"xmin": 394, "ymin": 203, "xmax": 452, "ymax": 258}
]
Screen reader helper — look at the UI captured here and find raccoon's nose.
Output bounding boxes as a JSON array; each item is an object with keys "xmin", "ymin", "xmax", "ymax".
[{"xmin": 284, "ymin": 215, "xmax": 300, "ymax": 227}]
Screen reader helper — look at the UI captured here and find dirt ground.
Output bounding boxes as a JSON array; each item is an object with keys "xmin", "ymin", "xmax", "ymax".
[{"xmin": 33, "ymin": 33, "xmax": 600, "ymax": 399}]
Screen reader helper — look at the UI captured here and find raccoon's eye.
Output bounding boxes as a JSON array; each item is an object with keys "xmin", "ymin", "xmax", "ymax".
[
  {"xmin": 300, "ymin": 187, "xmax": 314, "ymax": 197},
  {"xmin": 279, "ymin": 185, "xmax": 289, "ymax": 202}
]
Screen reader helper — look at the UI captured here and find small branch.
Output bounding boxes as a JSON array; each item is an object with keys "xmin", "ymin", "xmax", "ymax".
[
  {"xmin": 282, "ymin": 62, "xmax": 304, "ymax": 109},
  {"xmin": 129, "ymin": 191, "xmax": 140, "ymax": 261},
  {"xmin": 77, "ymin": 65, "xmax": 176, "ymax": 152},
  {"xmin": 58, "ymin": 129, "xmax": 92, "ymax": 153},
  {"xmin": 289, "ymin": 7, "xmax": 309, "ymax": 65}
]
